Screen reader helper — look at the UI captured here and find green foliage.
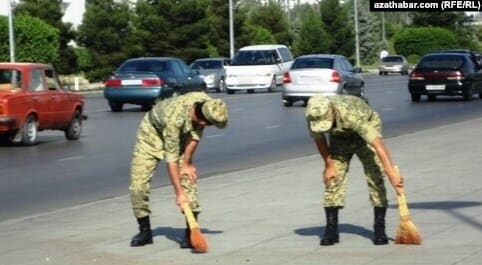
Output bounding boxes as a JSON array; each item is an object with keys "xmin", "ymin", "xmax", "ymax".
[
  {"xmin": 15, "ymin": 0, "xmax": 78, "ymax": 74},
  {"xmin": 246, "ymin": 1, "xmax": 292, "ymax": 46},
  {"xmin": 393, "ymin": 27, "xmax": 457, "ymax": 57},
  {"xmin": 320, "ymin": 0, "xmax": 354, "ymax": 57},
  {"xmin": 135, "ymin": 0, "xmax": 210, "ymax": 63},
  {"xmin": 0, "ymin": 15, "xmax": 59, "ymax": 63},
  {"xmin": 77, "ymin": 0, "xmax": 141, "ymax": 81},
  {"xmin": 356, "ymin": 0, "xmax": 382, "ymax": 65},
  {"xmin": 407, "ymin": 54, "xmax": 421, "ymax": 65},
  {"xmin": 292, "ymin": 7, "xmax": 331, "ymax": 56}
]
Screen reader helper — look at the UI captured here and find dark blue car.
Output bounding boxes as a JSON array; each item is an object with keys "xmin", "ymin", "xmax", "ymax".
[{"xmin": 104, "ymin": 57, "xmax": 206, "ymax": 112}]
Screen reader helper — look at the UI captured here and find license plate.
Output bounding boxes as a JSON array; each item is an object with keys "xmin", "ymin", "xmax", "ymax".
[
  {"xmin": 121, "ymin": 79, "xmax": 142, "ymax": 85},
  {"xmin": 426, "ymin": 84, "xmax": 445, "ymax": 90}
]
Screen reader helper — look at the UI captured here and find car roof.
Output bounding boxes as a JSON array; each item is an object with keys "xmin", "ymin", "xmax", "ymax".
[
  {"xmin": 0, "ymin": 62, "xmax": 50, "ymax": 68},
  {"xmin": 239, "ymin": 44, "xmax": 288, "ymax": 51},
  {"xmin": 295, "ymin": 54, "xmax": 345, "ymax": 59},
  {"xmin": 124, "ymin": 57, "xmax": 180, "ymax": 62},
  {"xmin": 423, "ymin": 52, "xmax": 470, "ymax": 58},
  {"xmin": 192, "ymin": 57, "xmax": 229, "ymax": 62}
]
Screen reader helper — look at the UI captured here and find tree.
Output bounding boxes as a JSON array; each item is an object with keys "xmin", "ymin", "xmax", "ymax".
[
  {"xmin": 320, "ymin": 0, "xmax": 354, "ymax": 57},
  {"xmin": 355, "ymin": 0, "xmax": 382, "ymax": 65},
  {"xmin": 0, "ymin": 15, "xmax": 59, "ymax": 63},
  {"xmin": 135, "ymin": 0, "xmax": 211, "ymax": 63},
  {"xmin": 77, "ymin": 0, "xmax": 140, "ymax": 81},
  {"xmin": 246, "ymin": 0, "xmax": 291, "ymax": 46},
  {"xmin": 292, "ymin": 7, "xmax": 331, "ymax": 56},
  {"xmin": 15, "ymin": 0, "xmax": 77, "ymax": 74}
]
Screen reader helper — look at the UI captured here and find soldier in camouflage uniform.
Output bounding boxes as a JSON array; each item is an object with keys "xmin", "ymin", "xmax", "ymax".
[
  {"xmin": 305, "ymin": 94, "xmax": 404, "ymax": 246},
  {"xmin": 129, "ymin": 91, "xmax": 228, "ymax": 248}
]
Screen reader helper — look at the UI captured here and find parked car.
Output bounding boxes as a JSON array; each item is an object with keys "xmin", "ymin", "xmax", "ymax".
[
  {"xmin": 190, "ymin": 57, "xmax": 230, "ymax": 92},
  {"xmin": 0, "ymin": 63, "xmax": 86, "ymax": 145},
  {"xmin": 379, "ymin": 55, "xmax": 409, "ymax": 75},
  {"xmin": 103, "ymin": 57, "xmax": 206, "ymax": 112},
  {"xmin": 225, "ymin": 44, "xmax": 294, "ymax": 94},
  {"xmin": 281, "ymin": 54, "xmax": 365, "ymax": 107},
  {"xmin": 408, "ymin": 52, "xmax": 482, "ymax": 102}
]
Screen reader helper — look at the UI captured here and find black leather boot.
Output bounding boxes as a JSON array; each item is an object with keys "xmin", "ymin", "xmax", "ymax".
[
  {"xmin": 180, "ymin": 212, "xmax": 199, "ymax": 249},
  {"xmin": 320, "ymin": 207, "xmax": 339, "ymax": 246},
  {"xmin": 373, "ymin": 206, "xmax": 389, "ymax": 245},
  {"xmin": 130, "ymin": 216, "xmax": 153, "ymax": 247}
]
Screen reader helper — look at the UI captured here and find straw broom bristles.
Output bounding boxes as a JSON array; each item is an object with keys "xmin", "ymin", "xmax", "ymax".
[
  {"xmin": 394, "ymin": 166, "xmax": 422, "ymax": 245},
  {"xmin": 182, "ymin": 204, "xmax": 209, "ymax": 253}
]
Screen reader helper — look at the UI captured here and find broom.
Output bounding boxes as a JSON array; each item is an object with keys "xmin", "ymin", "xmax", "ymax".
[
  {"xmin": 394, "ymin": 166, "xmax": 422, "ymax": 245},
  {"xmin": 182, "ymin": 203, "xmax": 209, "ymax": 253}
]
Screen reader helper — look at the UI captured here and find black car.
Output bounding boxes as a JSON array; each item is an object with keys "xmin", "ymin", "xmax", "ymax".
[
  {"xmin": 104, "ymin": 57, "xmax": 206, "ymax": 112},
  {"xmin": 408, "ymin": 52, "xmax": 482, "ymax": 102}
]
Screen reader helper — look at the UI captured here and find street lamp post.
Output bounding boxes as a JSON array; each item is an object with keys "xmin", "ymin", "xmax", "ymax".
[
  {"xmin": 229, "ymin": 0, "xmax": 234, "ymax": 58},
  {"xmin": 8, "ymin": 0, "xmax": 15, "ymax": 62},
  {"xmin": 354, "ymin": 0, "xmax": 360, "ymax": 68}
]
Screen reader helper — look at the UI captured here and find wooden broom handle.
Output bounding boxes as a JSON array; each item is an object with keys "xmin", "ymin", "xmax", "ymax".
[
  {"xmin": 394, "ymin": 166, "xmax": 410, "ymax": 217},
  {"xmin": 182, "ymin": 204, "xmax": 199, "ymax": 229}
]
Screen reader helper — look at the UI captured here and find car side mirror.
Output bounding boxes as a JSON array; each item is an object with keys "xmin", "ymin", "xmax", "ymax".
[{"xmin": 193, "ymin": 70, "xmax": 200, "ymax": 75}]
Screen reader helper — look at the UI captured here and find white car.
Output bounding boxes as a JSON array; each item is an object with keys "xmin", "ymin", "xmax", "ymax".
[
  {"xmin": 225, "ymin": 44, "xmax": 294, "ymax": 94},
  {"xmin": 282, "ymin": 54, "xmax": 365, "ymax": 107}
]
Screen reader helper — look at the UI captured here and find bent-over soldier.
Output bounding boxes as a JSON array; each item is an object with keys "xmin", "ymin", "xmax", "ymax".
[
  {"xmin": 129, "ymin": 91, "xmax": 228, "ymax": 248},
  {"xmin": 305, "ymin": 94, "xmax": 403, "ymax": 246}
]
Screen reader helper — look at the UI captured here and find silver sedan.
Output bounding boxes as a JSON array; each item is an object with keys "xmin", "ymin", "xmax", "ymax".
[{"xmin": 282, "ymin": 54, "xmax": 365, "ymax": 107}]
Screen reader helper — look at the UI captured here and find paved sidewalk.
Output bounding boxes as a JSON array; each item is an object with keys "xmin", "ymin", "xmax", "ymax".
[{"xmin": 1, "ymin": 119, "xmax": 481, "ymax": 265}]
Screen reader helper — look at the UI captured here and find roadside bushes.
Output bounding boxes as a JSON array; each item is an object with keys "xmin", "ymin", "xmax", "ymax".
[{"xmin": 393, "ymin": 27, "xmax": 457, "ymax": 58}]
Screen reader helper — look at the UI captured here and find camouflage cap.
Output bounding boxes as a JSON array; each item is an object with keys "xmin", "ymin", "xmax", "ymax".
[
  {"xmin": 305, "ymin": 95, "xmax": 334, "ymax": 133},
  {"xmin": 202, "ymin": 99, "xmax": 228, "ymax": 128}
]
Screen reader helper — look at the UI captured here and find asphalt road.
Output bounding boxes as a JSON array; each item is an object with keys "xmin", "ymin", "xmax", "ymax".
[{"xmin": 1, "ymin": 74, "xmax": 482, "ymax": 221}]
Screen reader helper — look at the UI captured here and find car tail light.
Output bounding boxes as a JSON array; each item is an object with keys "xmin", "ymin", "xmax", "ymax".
[
  {"xmin": 329, "ymin": 71, "xmax": 341, "ymax": 83},
  {"xmin": 409, "ymin": 71, "xmax": 425, "ymax": 80},
  {"xmin": 446, "ymin": 71, "xmax": 464, "ymax": 80},
  {"xmin": 0, "ymin": 104, "xmax": 3, "ymax": 114},
  {"xmin": 283, "ymin": 72, "xmax": 291, "ymax": 83},
  {"xmin": 104, "ymin": 79, "xmax": 122, "ymax": 87},
  {"xmin": 142, "ymin": 78, "xmax": 164, "ymax": 87}
]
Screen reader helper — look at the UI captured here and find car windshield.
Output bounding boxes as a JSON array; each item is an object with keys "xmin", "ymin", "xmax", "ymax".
[
  {"xmin": 118, "ymin": 60, "xmax": 169, "ymax": 73},
  {"xmin": 382, "ymin": 56, "xmax": 403, "ymax": 62},
  {"xmin": 417, "ymin": 55, "xmax": 465, "ymax": 70},
  {"xmin": 0, "ymin": 69, "xmax": 22, "ymax": 90},
  {"xmin": 191, "ymin": 60, "xmax": 223, "ymax": 70},
  {"xmin": 292, "ymin": 58, "xmax": 334, "ymax": 69},
  {"xmin": 231, "ymin": 50, "xmax": 277, "ymax": 65}
]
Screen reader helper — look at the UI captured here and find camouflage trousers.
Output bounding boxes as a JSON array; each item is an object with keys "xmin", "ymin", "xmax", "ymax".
[
  {"xmin": 324, "ymin": 134, "xmax": 388, "ymax": 208},
  {"xmin": 129, "ymin": 122, "xmax": 200, "ymax": 219}
]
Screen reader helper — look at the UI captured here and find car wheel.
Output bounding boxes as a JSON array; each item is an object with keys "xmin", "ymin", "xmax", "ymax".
[
  {"xmin": 226, "ymin": 88, "xmax": 234, "ymax": 94},
  {"xmin": 21, "ymin": 115, "xmax": 38, "ymax": 146},
  {"xmin": 428, "ymin": 95, "xmax": 436, "ymax": 101},
  {"xmin": 141, "ymin": 104, "xmax": 152, "ymax": 111},
  {"xmin": 410, "ymin": 93, "xmax": 421, "ymax": 102},
  {"xmin": 109, "ymin": 102, "xmax": 123, "ymax": 112},
  {"xmin": 217, "ymin": 78, "xmax": 226, "ymax": 93},
  {"xmin": 463, "ymin": 87, "xmax": 473, "ymax": 101},
  {"xmin": 65, "ymin": 110, "xmax": 82, "ymax": 140},
  {"xmin": 283, "ymin": 100, "xmax": 293, "ymax": 107},
  {"xmin": 268, "ymin": 77, "xmax": 277, "ymax": 92}
]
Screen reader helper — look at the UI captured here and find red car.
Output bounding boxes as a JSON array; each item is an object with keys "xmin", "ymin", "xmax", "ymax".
[{"xmin": 0, "ymin": 63, "xmax": 87, "ymax": 145}]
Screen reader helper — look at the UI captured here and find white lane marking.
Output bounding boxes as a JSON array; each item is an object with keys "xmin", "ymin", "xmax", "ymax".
[
  {"xmin": 265, "ymin": 125, "xmax": 280, "ymax": 129},
  {"xmin": 57, "ymin": 156, "xmax": 85, "ymax": 162},
  {"xmin": 382, "ymin": 108, "xmax": 393, "ymax": 111},
  {"xmin": 206, "ymin": 133, "xmax": 225, "ymax": 138}
]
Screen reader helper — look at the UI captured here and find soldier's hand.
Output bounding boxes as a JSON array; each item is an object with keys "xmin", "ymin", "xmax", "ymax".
[
  {"xmin": 323, "ymin": 166, "xmax": 337, "ymax": 186},
  {"xmin": 180, "ymin": 164, "xmax": 198, "ymax": 184},
  {"xmin": 176, "ymin": 192, "xmax": 190, "ymax": 209}
]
